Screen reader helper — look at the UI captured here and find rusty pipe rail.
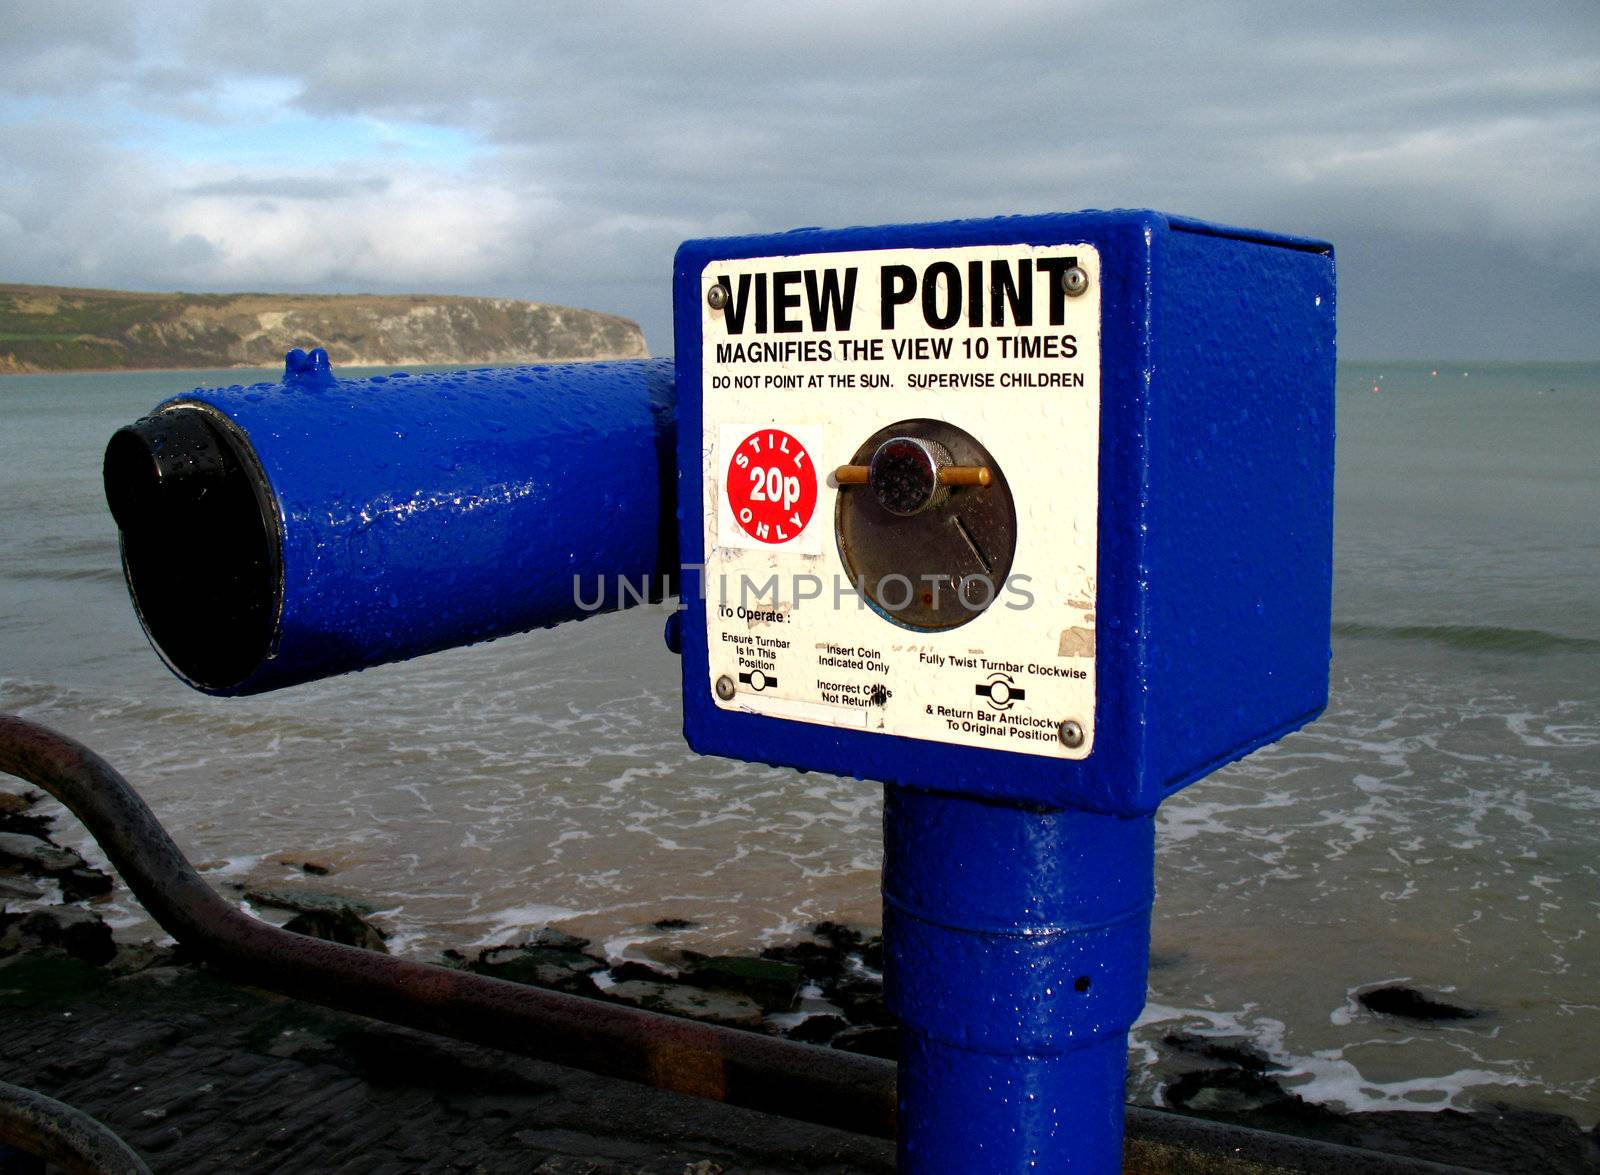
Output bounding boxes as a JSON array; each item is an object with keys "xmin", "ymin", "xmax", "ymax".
[
  {"xmin": 0, "ymin": 715, "xmax": 896, "ymax": 1139},
  {"xmin": 0, "ymin": 1080, "xmax": 151, "ymax": 1175}
]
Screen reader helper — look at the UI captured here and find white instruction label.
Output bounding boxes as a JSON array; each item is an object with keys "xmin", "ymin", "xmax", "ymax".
[{"xmin": 701, "ymin": 243, "xmax": 1100, "ymax": 758}]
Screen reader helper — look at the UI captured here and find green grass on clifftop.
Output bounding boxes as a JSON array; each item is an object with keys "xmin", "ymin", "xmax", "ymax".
[{"xmin": 0, "ymin": 284, "xmax": 649, "ymax": 374}]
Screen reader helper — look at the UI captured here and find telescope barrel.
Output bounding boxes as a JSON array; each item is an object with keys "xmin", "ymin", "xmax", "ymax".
[{"xmin": 104, "ymin": 354, "xmax": 677, "ymax": 695}]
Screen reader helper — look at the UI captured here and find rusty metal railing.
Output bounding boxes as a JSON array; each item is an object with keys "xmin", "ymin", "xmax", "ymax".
[
  {"xmin": 0, "ymin": 714, "xmax": 896, "ymax": 1140},
  {"xmin": 0, "ymin": 1079, "xmax": 150, "ymax": 1175}
]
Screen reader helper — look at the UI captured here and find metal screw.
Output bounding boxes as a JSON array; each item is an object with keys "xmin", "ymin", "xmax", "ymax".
[
  {"xmin": 1057, "ymin": 719, "xmax": 1085, "ymax": 748},
  {"xmin": 706, "ymin": 284, "xmax": 729, "ymax": 311},
  {"xmin": 1061, "ymin": 266, "xmax": 1089, "ymax": 298},
  {"xmin": 715, "ymin": 674, "xmax": 736, "ymax": 701}
]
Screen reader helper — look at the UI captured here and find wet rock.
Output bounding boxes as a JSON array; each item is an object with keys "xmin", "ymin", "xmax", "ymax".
[
  {"xmin": 110, "ymin": 965, "xmax": 188, "ymax": 988},
  {"xmin": 471, "ymin": 942, "xmax": 605, "ymax": 996},
  {"xmin": 781, "ymin": 1013, "xmax": 850, "ymax": 1045},
  {"xmin": 829, "ymin": 1025, "xmax": 899, "ymax": 1060},
  {"xmin": 299, "ymin": 861, "xmax": 331, "ymax": 877},
  {"xmin": 1358, "ymin": 984, "xmax": 1481, "ymax": 1022},
  {"xmin": 1163, "ymin": 1067, "xmax": 1311, "ymax": 1117},
  {"xmin": 0, "ymin": 812, "xmax": 111, "ymax": 900},
  {"xmin": 106, "ymin": 941, "xmax": 181, "ymax": 976},
  {"xmin": 813, "ymin": 921, "xmax": 865, "ymax": 950},
  {"xmin": 1161, "ymin": 1032, "xmax": 1284, "ymax": 1073},
  {"xmin": 605, "ymin": 980, "xmax": 763, "ymax": 1029},
  {"xmin": 759, "ymin": 939, "xmax": 849, "ymax": 984},
  {"xmin": 828, "ymin": 976, "xmax": 892, "ymax": 1026},
  {"xmin": 0, "ymin": 815, "xmax": 56, "ymax": 843},
  {"xmin": 651, "ymin": 917, "xmax": 697, "ymax": 931},
  {"xmin": 0, "ymin": 793, "xmax": 53, "ymax": 843},
  {"xmin": 525, "ymin": 927, "xmax": 592, "ymax": 953},
  {"xmin": 242, "ymin": 886, "xmax": 376, "ymax": 917},
  {"xmin": 56, "ymin": 866, "xmax": 114, "ymax": 902},
  {"xmin": 1147, "ymin": 1033, "xmax": 1297, "ymax": 1119},
  {"xmin": 0, "ymin": 876, "xmax": 46, "ymax": 903},
  {"xmin": 680, "ymin": 953, "xmax": 802, "ymax": 1013},
  {"xmin": 0, "ymin": 831, "xmax": 85, "ymax": 875},
  {"xmin": 607, "ymin": 959, "xmax": 675, "ymax": 984},
  {"xmin": 283, "ymin": 907, "xmax": 388, "ymax": 953},
  {"xmin": 0, "ymin": 791, "xmax": 39, "ymax": 818},
  {"xmin": 760, "ymin": 922, "xmax": 881, "ymax": 992},
  {"xmin": 0, "ymin": 906, "xmax": 116, "ymax": 966}
]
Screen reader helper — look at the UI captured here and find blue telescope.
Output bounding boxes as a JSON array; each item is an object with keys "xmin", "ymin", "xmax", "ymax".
[
  {"xmin": 104, "ymin": 350, "xmax": 676, "ymax": 694},
  {"xmin": 104, "ymin": 210, "xmax": 1336, "ymax": 1173}
]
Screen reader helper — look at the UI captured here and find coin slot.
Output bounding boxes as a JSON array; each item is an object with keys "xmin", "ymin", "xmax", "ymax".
[{"xmin": 834, "ymin": 419, "xmax": 1017, "ymax": 632}]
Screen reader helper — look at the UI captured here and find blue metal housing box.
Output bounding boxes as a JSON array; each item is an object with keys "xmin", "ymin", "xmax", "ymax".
[{"xmin": 675, "ymin": 210, "xmax": 1335, "ymax": 816}]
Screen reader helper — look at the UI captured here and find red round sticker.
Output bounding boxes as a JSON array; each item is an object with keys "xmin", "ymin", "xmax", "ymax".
[{"xmin": 726, "ymin": 429, "xmax": 817, "ymax": 544}]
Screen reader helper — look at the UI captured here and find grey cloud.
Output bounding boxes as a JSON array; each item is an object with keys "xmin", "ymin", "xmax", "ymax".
[
  {"xmin": 1, "ymin": 0, "xmax": 1596, "ymax": 356},
  {"xmin": 0, "ymin": 2, "xmax": 143, "ymax": 94},
  {"xmin": 0, "ymin": 121, "xmax": 217, "ymax": 286}
]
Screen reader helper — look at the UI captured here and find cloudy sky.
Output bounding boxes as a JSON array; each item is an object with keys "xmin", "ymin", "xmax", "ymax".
[{"xmin": 3, "ymin": 1, "xmax": 1596, "ymax": 359}]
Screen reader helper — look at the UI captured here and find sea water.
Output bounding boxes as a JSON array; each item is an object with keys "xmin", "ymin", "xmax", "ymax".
[{"xmin": 1, "ymin": 361, "xmax": 1595, "ymax": 1124}]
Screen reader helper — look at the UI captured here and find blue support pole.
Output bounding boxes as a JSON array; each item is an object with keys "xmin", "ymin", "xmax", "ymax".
[{"xmin": 884, "ymin": 786, "xmax": 1155, "ymax": 1171}]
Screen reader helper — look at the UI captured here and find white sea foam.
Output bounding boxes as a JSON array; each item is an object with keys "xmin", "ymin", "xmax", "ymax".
[
  {"xmin": 1136, "ymin": 997, "xmax": 1542, "ymax": 1115},
  {"xmin": 468, "ymin": 902, "xmax": 590, "ymax": 947}
]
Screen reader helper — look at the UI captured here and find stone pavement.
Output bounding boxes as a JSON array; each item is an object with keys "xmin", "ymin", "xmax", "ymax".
[{"xmin": 0, "ymin": 950, "xmax": 894, "ymax": 1174}]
